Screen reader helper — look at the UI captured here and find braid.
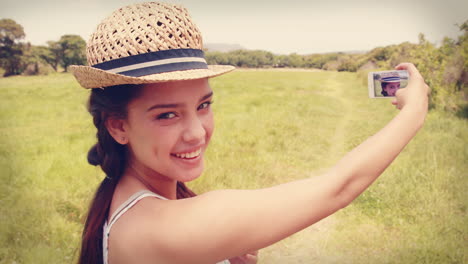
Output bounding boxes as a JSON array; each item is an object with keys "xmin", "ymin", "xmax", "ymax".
[
  {"xmin": 177, "ymin": 181, "xmax": 197, "ymax": 199},
  {"xmin": 381, "ymin": 82, "xmax": 389, "ymax": 96},
  {"xmin": 79, "ymin": 84, "xmax": 198, "ymax": 263},
  {"xmin": 79, "ymin": 84, "xmax": 142, "ymax": 264}
]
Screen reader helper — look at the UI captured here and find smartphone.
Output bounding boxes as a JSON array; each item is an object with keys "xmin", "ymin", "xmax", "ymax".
[{"xmin": 368, "ymin": 70, "xmax": 409, "ymax": 98}]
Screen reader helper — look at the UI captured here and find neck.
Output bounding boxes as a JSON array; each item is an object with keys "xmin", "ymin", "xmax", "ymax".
[{"xmin": 123, "ymin": 162, "xmax": 178, "ymax": 200}]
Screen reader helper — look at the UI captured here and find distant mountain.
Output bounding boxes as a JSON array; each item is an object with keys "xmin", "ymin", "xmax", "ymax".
[
  {"xmin": 204, "ymin": 43, "xmax": 245, "ymax": 52},
  {"xmin": 340, "ymin": 50, "xmax": 368, "ymax": 54},
  {"xmin": 303, "ymin": 50, "xmax": 368, "ymax": 56}
]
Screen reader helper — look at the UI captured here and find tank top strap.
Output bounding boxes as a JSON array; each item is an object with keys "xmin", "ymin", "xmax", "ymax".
[
  {"xmin": 102, "ymin": 190, "xmax": 230, "ymax": 264},
  {"xmin": 103, "ymin": 190, "xmax": 167, "ymax": 264},
  {"xmin": 107, "ymin": 190, "xmax": 167, "ymax": 230}
]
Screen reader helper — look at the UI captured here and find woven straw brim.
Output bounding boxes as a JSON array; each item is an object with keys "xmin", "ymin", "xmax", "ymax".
[{"xmin": 70, "ymin": 64, "xmax": 235, "ymax": 89}]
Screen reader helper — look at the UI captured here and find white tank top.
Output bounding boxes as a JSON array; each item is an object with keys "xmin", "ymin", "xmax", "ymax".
[{"xmin": 103, "ymin": 190, "xmax": 230, "ymax": 264}]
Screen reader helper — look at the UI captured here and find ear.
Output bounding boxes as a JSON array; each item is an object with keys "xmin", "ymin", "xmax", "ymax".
[{"xmin": 105, "ymin": 117, "xmax": 129, "ymax": 145}]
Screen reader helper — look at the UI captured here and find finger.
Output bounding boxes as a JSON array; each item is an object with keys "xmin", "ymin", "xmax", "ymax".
[
  {"xmin": 235, "ymin": 256, "xmax": 248, "ymax": 263},
  {"xmin": 395, "ymin": 87, "xmax": 403, "ymax": 97},
  {"xmin": 392, "ymin": 87, "xmax": 403, "ymax": 106},
  {"xmin": 395, "ymin": 62, "xmax": 424, "ymax": 82},
  {"xmin": 242, "ymin": 254, "xmax": 258, "ymax": 264}
]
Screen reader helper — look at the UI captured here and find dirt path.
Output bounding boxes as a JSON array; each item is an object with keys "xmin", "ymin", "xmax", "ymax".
[
  {"xmin": 259, "ymin": 72, "xmax": 353, "ymax": 263},
  {"xmin": 325, "ymin": 73, "xmax": 354, "ymax": 162}
]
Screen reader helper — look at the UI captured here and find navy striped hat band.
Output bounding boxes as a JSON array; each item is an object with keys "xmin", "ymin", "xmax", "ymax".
[
  {"xmin": 92, "ymin": 48, "xmax": 208, "ymax": 77},
  {"xmin": 381, "ymin": 76, "xmax": 400, "ymax": 82}
]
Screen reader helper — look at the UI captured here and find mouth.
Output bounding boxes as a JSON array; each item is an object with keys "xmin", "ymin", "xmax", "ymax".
[{"xmin": 171, "ymin": 148, "xmax": 202, "ymax": 160}]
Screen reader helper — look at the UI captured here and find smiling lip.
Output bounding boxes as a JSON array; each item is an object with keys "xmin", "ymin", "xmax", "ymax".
[{"xmin": 171, "ymin": 147, "xmax": 202, "ymax": 160}]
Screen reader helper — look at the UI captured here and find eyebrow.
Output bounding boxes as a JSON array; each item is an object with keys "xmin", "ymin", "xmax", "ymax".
[{"xmin": 146, "ymin": 91, "xmax": 213, "ymax": 112}]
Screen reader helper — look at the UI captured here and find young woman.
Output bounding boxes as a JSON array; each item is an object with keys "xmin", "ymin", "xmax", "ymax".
[
  {"xmin": 380, "ymin": 72, "xmax": 401, "ymax": 96},
  {"xmin": 71, "ymin": 2, "xmax": 429, "ymax": 264}
]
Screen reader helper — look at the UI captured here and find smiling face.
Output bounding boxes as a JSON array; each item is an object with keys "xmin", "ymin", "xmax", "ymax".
[
  {"xmin": 382, "ymin": 82, "xmax": 400, "ymax": 96},
  {"xmin": 122, "ymin": 78, "xmax": 214, "ymax": 183}
]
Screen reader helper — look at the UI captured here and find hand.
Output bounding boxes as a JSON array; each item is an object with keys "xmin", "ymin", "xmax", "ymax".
[
  {"xmin": 228, "ymin": 250, "xmax": 258, "ymax": 264},
  {"xmin": 391, "ymin": 63, "xmax": 429, "ymax": 112}
]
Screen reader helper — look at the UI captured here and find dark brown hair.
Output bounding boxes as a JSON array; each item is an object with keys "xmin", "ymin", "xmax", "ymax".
[
  {"xmin": 381, "ymin": 82, "xmax": 389, "ymax": 96},
  {"xmin": 78, "ymin": 84, "xmax": 196, "ymax": 264}
]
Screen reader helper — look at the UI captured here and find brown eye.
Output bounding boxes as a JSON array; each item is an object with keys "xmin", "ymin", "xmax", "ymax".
[
  {"xmin": 157, "ymin": 112, "xmax": 176, "ymax": 120},
  {"xmin": 198, "ymin": 101, "xmax": 212, "ymax": 110}
]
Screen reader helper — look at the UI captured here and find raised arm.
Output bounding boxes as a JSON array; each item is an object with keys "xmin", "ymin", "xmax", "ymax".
[
  {"xmin": 327, "ymin": 62, "xmax": 428, "ymax": 205},
  {"xmin": 132, "ymin": 63, "xmax": 429, "ymax": 263}
]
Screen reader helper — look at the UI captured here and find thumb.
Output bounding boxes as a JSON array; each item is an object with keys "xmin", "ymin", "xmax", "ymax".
[{"xmin": 395, "ymin": 63, "xmax": 423, "ymax": 88}]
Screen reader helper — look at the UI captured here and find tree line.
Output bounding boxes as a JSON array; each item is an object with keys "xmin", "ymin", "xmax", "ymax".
[
  {"xmin": 209, "ymin": 24, "xmax": 467, "ymax": 112},
  {"xmin": 1, "ymin": 18, "xmax": 466, "ymax": 112},
  {"xmin": 0, "ymin": 19, "xmax": 86, "ymax": 76}
]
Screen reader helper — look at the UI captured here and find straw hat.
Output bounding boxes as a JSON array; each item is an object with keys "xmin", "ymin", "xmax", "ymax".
[
  {"xmin": 380, "ymin": 72, "xmax": 400, "ymax": 83},
  {"xmin": 70, "ymin": 2, "xmax": 234, "ymax": 89}
]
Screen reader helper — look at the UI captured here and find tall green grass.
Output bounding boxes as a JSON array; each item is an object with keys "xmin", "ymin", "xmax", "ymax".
[
  {"xmin": 0, "ymin": 71, "xmax": 466, "ymax": 263},
  {"xmin": 312, "ymin": 71, "xmax": 468, "ymax": 263},
  {"xmin": 0, "ymin": 73, "xmax": 98, "ymax": 263}
]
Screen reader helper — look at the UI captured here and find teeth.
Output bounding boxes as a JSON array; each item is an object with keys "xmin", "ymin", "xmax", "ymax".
[{"xmin": 174, "ymin": 148, "xmax": 201, "ymax": 159}]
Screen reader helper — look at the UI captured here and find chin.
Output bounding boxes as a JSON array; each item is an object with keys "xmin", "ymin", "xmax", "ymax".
[
  {"xmin": 176, "ymin": 168, "xmax": 203, "ymax": 182},
  {"xmin": 168, "ymin": 161, "xmax": 204, "ymax": 182}
]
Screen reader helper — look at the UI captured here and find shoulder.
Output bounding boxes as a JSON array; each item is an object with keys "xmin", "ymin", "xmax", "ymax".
[
  {"xmin": 108, "ymin": 190, "xmax": 246, "ymax": 263},
  {"xmin": 107, "ymin": 196, "xmax": 179, "ymax": 263}
]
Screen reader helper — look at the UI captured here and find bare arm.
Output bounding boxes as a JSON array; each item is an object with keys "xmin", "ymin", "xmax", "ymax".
[
  {"xmin": 139, "ymin": 63, "xmax": 429, "ymax": 263},
  {"xmin": 330, "ymin": 63, "xmax": 428, "ymax": 204}
]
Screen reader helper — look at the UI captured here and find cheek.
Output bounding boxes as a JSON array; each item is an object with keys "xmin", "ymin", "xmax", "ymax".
[
  {"xmin": 203, "ymin": 111, "xmax": 214, "ymax": 142},
  {"xmin": 128, "ymin": 124, "xmax": 172, "ymax": 160},
  {"xmin": 150, "ymin": 128, "xmax": 178, "ymax": 155}
]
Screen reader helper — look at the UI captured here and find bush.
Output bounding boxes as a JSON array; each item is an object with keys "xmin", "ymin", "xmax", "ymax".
[{"xmin": 22, "ymin": 62, "xmax": 54, "ymax": 76}]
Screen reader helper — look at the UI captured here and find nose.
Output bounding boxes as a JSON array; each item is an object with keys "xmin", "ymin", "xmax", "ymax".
[{"xmin": 182, "ymin": 115, "xmax": 205, "ymax": 144}]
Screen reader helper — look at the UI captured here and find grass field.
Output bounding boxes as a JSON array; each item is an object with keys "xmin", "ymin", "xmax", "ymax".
[{"xmin": 0, "ymin": 70, "xmax": 466, "ymax": 263}]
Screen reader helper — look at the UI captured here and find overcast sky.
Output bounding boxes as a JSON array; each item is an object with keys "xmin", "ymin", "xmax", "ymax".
[{"xmin": 1, "ymin": 0, "xmax": 467, "ymax": 54}]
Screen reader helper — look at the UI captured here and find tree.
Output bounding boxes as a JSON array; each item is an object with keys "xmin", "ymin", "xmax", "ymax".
[
  {"xmin": 57, "ymin": 35, "xmax": 86, "ymax": 71},
  {"xmin": 20, "ymin": 42, "xmax": 40, "ymax": 75},
  {"xmin": 206, "ymin": 51, "xmax": 230, "ymax": 65},
  {"xmin": 44, "ymin": 41, "xmax": 62, "ymax": 71},
  {"xmin": 21, "ymin": 45, "xmax": 57, "ymax": 75},
  {"xmin": 287, "ymin": 53, "xmax": 304, "ymax": 68},
  {"xmin": 0, "ymin": 19, "xmax": 25, "ymax": 76}
]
